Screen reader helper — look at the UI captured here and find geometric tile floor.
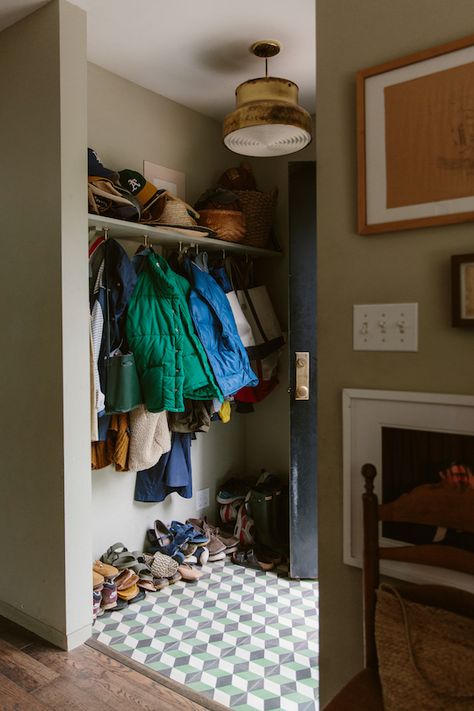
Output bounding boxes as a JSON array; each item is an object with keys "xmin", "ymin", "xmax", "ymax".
[{"xmin": 93, "ymin": 557, "xmax": 319, "ymax": 710}]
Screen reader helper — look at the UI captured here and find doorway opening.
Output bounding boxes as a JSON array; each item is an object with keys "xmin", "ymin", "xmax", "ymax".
[{"xmin": 89, "ymin": 158, "xmax": 318, "ymax": 710}]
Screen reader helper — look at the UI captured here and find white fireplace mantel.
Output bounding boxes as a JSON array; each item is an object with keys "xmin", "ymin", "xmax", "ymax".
[{"xmin": 342, "ymin": 388, "xmax": 474, "ymax": 592}]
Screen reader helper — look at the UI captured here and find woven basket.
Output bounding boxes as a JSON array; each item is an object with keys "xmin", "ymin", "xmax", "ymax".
[
  {"xmin": 234, "ymin": 189, "xmax": 277, "ymax": 248},
  {"xmin": 375, "ymin": 584, "xmax": 474, "ymax": 710},
  {"xmin": 198, "ymin": 209, "xmax": 246, "ymax": 243}
]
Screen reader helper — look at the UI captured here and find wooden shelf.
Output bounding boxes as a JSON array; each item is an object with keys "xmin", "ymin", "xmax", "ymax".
[{"xmin": 88, "ymin": 214, "xmax": 282, "ymax": 258}]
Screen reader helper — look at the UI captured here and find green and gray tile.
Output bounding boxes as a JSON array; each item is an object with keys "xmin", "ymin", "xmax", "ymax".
[{"xmin": 93, "ymin": 558, "xmax": 319, "ymax": 710}]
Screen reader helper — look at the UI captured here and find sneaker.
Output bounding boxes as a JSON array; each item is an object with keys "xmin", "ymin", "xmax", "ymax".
[
  {"xmin": 216, "ymin": 477, "xmax": 251, "ymax": 504},
  {"xmin": 208, "ymin": 550, "xmax": 226, "ymax": 562},
  {"xmin": 219, "ymin": 500, "xmax": 243, "ymax": 525},
  {"xmin": 195, "ymin": 546, "xmax": 209, "ymax": 566},
  {"xmin": 93, "ymin": 589, "xmax": 103, "ymax": 619},
  {"xmin": 234, "ymin": 502, "xmax": 255, "ymax": 546},
  {"xmin": 101, "ymin": 581, "xmax": 118, "ymax": 610}
]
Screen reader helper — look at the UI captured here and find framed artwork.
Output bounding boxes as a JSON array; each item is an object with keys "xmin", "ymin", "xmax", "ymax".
[
  {"xmin": 143, "ymin": 161, "xmax": 185, "ymax": 199},
  {"xmin": 451, "ymin": 253, "xmax": 474, "ymax": 326},
  {"xmin": 357, "ymin": 34, "xmax": 474, "ymax": 234}
]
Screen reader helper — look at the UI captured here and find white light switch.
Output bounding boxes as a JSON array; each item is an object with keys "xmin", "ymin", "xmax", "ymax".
[{"xmin": 353, "ymin": 303, "xmax": 418, "ymax": 351}]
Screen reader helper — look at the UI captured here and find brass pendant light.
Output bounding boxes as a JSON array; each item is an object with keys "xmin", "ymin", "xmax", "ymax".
[{"xmin": 223, "ymin": 40, "xmax": 312, "ymax": 158}]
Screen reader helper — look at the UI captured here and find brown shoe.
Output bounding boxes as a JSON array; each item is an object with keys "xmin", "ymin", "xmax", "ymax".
[{"xmin": 187, "ymin": 518, "xmax": 226, "ymax": 557}]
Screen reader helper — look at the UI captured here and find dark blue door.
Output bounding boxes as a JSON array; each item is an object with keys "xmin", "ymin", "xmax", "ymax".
[{"xmin": 288, "ymin": 161, "xmax": 317, "ymax": 579}]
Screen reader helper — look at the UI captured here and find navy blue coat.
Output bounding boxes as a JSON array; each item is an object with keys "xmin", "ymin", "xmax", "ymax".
[{"xmin": 186, "ymin": 256, "xmax": 258, "ymax": 397}]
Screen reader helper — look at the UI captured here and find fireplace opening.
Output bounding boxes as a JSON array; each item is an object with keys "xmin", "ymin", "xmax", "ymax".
[{"xmin": 382, "ymin": 426, "xmax": 474, "ymax": 551}]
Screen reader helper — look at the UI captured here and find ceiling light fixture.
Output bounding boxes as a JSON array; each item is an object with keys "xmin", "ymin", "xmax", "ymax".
[{"xmin": 223, "ymin": 40, "xmax": 312, "ymax": 158}]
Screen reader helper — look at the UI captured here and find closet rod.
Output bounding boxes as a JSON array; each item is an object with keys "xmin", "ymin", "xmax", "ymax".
[{"xmin": 88, "ymin": 214, "xmax": 282, "ymax": 260}]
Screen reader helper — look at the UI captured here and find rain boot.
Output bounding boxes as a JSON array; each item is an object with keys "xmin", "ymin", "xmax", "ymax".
[{"xmin": 248, "ymin": 488, "xmax": 274, "ymax": 549}]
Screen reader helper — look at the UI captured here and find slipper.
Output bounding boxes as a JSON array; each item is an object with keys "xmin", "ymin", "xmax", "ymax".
[
  {"xmin": 117, "ymin": 583, "xmax": 140, "ymax": 601},
  {"xmin": 129, "ymin": 589, "xmax": 146, "ymax": 604},
  {"xmin": 93, "ymin": 560, "xmax": 119, "ymax": 579},
  {"xmin": 232, "ymin": 548, "xmax": 274, "ymax": 571},
  {"xmin": 115, "ymin": 569, "xmax": 139, "ymax": 591},
  {"xmin": 130, "ymin": 551, "xmax": 154, "ymax": 583},
  {"xmin": 168, "ymin": 571, "xmax": 182, "ymax": 585},
  {"xmin": 153, "ymin": 577, "xmax": 170, "ymax": 591},
  {"xmin": 101, "ymin": 596, "xmax": 128, "ymax": 612},
  {"xmin": 93, "ymin": 571, "xmax": 105, "ymax": 589},
  {"xmin": 101, "ymin": 543, "xmax": 137, "ymax": 569},
  {"xmin": 178, "ymin": 563, "xmax": 202, "ymax": 583},
  {"xmin": 138, "ymin": 579, "xmax": 156, "ymax": 592}
]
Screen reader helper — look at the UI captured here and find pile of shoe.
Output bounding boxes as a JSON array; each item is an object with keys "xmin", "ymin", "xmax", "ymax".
[
  {"xmin": 187, "ymin": 518, "xmax": 239, "ymax": 560},
  {"xmin": 92, "ymin": 560, "xmax": 128, "ymax": 619},
  {"xmin": 92, "ymin": 542, "xmax": 180, "ymax": 621},
  {"xmin": 217, "ymin": 471, "xmax": 289, "ymax": 573},
  {"xmin": 147, "ymin": 518, "xmax": 238, "ymax": 575}
]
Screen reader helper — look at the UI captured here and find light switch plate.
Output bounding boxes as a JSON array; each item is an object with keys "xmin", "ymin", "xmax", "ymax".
[
  {"xmin": 196, "ymin": 488, "xmax": 210, "ymax": 510},
  {"xmin": 353, "ymin": 303, "xmax": 418, "ymax": 351}
]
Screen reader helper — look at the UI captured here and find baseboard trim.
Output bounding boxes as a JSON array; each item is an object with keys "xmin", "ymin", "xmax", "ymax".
[{"xmin": 0, "ymin": 599, "xmax": 91, "ymax": 650}]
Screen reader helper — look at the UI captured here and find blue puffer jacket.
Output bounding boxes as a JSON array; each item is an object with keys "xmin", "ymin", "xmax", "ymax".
[{"xmin": 186, "ymin": 255, "xmax": 258, "ymax": 397}]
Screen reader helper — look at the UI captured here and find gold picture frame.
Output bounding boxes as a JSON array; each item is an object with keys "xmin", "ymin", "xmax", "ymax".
[
  {"xmin": 451, "ymin": 253, "xmax": 474, "ymax": 327},
  {"xmin": 357, "ymin": 34, "xmax": 474, "ymax": 234}
]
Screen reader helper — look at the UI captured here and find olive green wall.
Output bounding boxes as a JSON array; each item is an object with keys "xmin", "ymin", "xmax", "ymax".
[{"xmin": 316, "ymin": 0, "xmax": 474, "ymax": 703}]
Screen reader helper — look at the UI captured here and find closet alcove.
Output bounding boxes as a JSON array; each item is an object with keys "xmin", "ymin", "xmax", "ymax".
[{"xmin": 87, "ymin": 62, "xmax": 297, "ymax": 559}]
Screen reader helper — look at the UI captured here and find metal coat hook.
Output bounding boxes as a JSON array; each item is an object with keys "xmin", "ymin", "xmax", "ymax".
[
  {"xmin": 103, "ymin": 227, "xmax": 109, "ymax": 241},
  {"xmin": 222, "ymin": 248, "xmax": 226, "ymax": 259},
  {"xmin": 179, "ymin": 241, "xmax": 183, "ymax": 254},
  {"xmin": 143, "ymin": 234, "xmax": 149, "ymax": 247}
]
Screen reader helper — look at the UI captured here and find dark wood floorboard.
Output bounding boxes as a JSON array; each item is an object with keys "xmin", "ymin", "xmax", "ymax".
[
  {"xmin": 0, "ymin": 617, "xmax": 211, "ymax": 711},
  {"xmin": 0, "ymin": 638, "xmax": 58, "ymax": 692},
  {"xmin": 0, "ymin": 669, "xmax": 50, "ymax": 711}
]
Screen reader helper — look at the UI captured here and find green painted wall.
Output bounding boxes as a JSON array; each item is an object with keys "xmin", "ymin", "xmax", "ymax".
[{"xmin": 316, "ymin": 0, "xmax": 474, "ymax": 703}]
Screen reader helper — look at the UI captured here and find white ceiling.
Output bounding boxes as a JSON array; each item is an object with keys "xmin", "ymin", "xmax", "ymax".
[{"xmin": 0, "ymin": 0, "xmax": 315, "ymax": 121}]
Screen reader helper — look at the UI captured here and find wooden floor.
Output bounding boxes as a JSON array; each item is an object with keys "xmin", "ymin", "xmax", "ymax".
[{"xmin": 0, "ymin": 616, "xmax": 211, "ymax": 711}]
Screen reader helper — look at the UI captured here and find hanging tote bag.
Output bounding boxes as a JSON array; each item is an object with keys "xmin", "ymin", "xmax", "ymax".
[
  {"xmin": 210, "ymin": 259, "xmax": 255, "ymax": 349},
  {"xmin": 237, "ymin": 286, "xmax": 285, "ymax": 359},
  {"xmin": 227, "ymin": 259, "xmax": 285, "ymax": 360},
  {"xmin": 105, "ymin": 351, "xmax": 142, "ymax": 415},
  {"xmin": 103, "ymin": 241, "xmax": 143, "ymax": 415}
]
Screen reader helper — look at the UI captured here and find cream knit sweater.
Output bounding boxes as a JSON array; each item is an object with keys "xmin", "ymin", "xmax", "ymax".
[{"xmin": 128, "ymin": 406, "xmax": 171, "ymax": 471}]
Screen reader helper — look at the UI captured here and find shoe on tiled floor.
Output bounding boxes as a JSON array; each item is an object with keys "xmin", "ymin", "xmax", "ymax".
[{"xmin": 187, "ymin": 518, "xmax": 226, "ymax": 559}]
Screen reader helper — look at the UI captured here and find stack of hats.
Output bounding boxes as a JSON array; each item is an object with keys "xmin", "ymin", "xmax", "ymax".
[{"xmin": 87, "ymin": 148, "xmax": 206, "ymax": 233}]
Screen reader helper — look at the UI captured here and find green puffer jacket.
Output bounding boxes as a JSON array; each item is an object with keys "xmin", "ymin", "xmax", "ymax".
[{"xmin": 126, "ymin": 252, "xmax": 222, "ymax": 412}]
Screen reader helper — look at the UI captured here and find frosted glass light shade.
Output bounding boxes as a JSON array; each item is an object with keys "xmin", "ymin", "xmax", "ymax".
[
  {"xmin": 223, "ymin": 76, "xmax": 312, "ymax": 158},
  {"xmin": 224, "ymin": 123, "xmax": 311, "ymax": 157}
]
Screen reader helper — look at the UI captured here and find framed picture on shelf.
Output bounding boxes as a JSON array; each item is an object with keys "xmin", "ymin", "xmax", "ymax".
[
  {"xmin": 143, "ymin": 161, "xmax": 186, "ymax": 199},
  {"xmin": 357, "ymin": 34, "xmax": 474, "ymax": 235},
  {"xmin": 451, "ymin": 253, "xmax": 474, "ymax": 327}
]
